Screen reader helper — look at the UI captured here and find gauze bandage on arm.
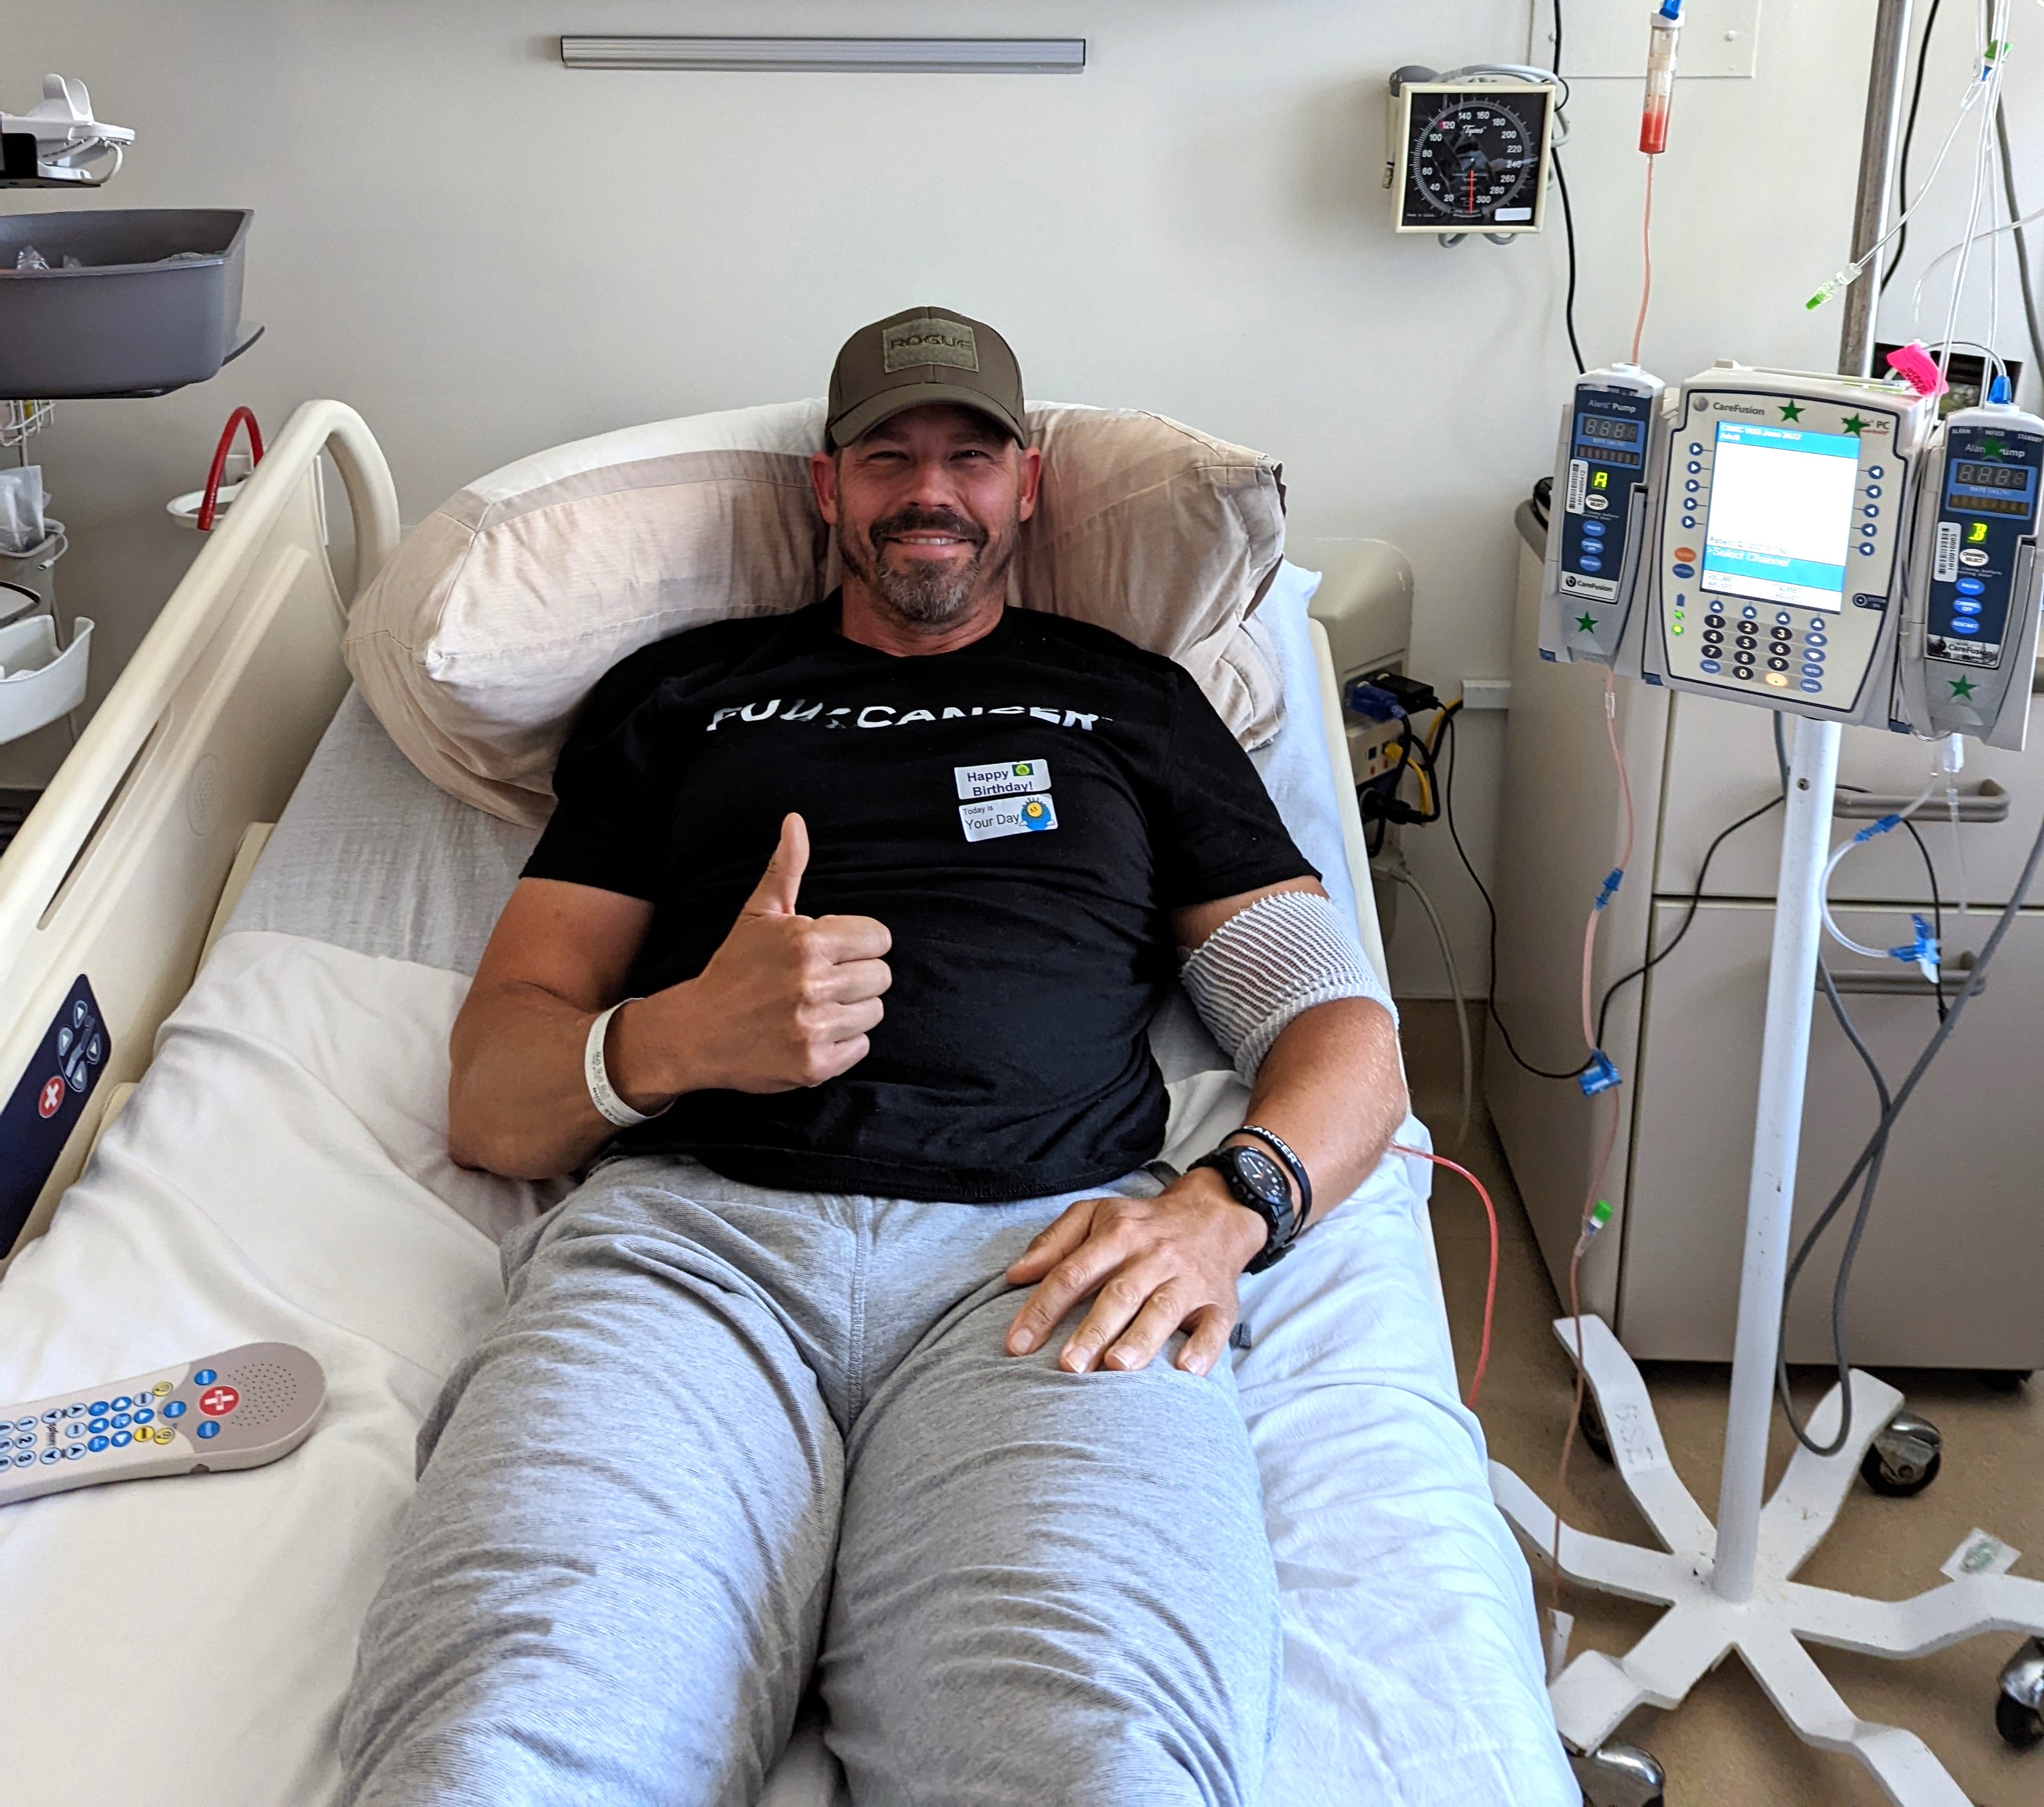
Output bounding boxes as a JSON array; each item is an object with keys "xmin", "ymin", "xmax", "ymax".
[{"xmin": 1178, "ymin": 889, "xmax": 1397, "ymax": 1083}]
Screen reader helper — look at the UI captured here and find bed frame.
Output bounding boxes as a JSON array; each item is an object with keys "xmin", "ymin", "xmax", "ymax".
[
  {"xmin": 0, "ymin": 401, "xmax": 398, "ymax": 1258},
  {"xmin": 0, "ymin": 399, "xmax": 1405, "ymax": 1283}
]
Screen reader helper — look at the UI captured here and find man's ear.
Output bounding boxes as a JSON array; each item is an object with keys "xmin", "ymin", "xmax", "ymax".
[
  {"xmin": 810, "ymin": 449, "xmax": 840, "ymax": 525},
  {"xmin": 1015, "ymin": 444, "xmax": 1043, "ymax": 524}
]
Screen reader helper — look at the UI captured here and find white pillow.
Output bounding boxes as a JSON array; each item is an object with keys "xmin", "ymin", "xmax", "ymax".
[{"xmin": 345, "ymin": 399, "xmax": 1286, "ymax": 826}]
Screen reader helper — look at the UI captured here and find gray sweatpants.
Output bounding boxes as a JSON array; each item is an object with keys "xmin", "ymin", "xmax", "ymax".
[{"xmin": 338, "ymin": 1155, "xmax": 1281, "ymax": 1807}]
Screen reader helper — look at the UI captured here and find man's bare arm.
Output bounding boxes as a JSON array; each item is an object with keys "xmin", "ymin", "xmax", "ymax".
[
  {"xmin": 449, "ymin": 814, "xmax": 891, "ymax": 1180},
  {"xmin": 1005, "ymin": 876, "xmax": 1405, "ymax": 1376}
]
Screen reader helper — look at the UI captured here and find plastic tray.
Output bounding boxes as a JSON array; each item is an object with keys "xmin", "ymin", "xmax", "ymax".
[
  {"xmin": 0, "ymin": 613, "xmax": 92, "ymax": 743},
  {"xmin": 0, "ymin": 210, "xmax": 255, "ymax": 399}
]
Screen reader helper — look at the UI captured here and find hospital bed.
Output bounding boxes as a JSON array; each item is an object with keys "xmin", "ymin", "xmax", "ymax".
[{"xmin": 0, "ymin": 401, "xmax": 1577, "ymax": 1806}]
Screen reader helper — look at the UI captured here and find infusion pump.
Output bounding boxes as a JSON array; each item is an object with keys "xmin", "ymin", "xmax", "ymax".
[{"xmin": 1538, "ymin": 360, "xmax": 2044, "ymax": 746}]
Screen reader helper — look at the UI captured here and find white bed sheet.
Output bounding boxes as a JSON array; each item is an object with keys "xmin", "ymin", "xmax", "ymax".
[{"xmin": 0, "ymin": 566, "xmax": 1576, "ymax": 1806}]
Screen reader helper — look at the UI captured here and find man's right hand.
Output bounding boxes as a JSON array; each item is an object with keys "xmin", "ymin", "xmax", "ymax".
[{"xmin": 614, "ymin": 814, "xmax": 892, "ymax": 1100}]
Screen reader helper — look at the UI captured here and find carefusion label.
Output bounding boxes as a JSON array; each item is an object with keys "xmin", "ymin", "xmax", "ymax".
[
  {"xmin": 955, "ymin": 758, "xmax": 1051, "ymax": 802},
  {"xmin": 960, "ymin": 794, "xmax": 1058, "ymax": 842}
]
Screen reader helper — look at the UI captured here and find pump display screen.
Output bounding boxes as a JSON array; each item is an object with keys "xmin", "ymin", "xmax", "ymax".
[
  {"xmin": 1578, "ymin": 415, "xmax": 1641, "ymax": 445},
  {"xmin": 1954, "ymin": 461, "xmax": 2031, "ymax": 490},
  {"xmin": 1700, "ymin": 421, "xmax": 1860, "ymax": 613}
]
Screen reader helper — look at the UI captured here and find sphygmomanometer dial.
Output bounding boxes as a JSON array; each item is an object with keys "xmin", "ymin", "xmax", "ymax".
[{"xmin": 1407, "ymin": 96, "xmax": 1540, "ymax": 224}]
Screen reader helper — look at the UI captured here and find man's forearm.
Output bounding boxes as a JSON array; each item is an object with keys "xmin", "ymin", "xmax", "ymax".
[
  {"xmin": 448, "ymin": 985, "xmax": 679, "ymax": 1179},
  {"xmin": 1228, "ymin": 997, "xmax": 1406, "ymax": 1228}
]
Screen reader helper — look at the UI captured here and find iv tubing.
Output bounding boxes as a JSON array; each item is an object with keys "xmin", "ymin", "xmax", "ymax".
[
  {"xmin": 1934, "ymin": 0, "xmax": 2010, "ymax": 383},
  {"xmin": 1820, "ymin": 770, "xmax": 1941, "ymax": 959},
  {"xmin": 1391, "ymin": 1146, "xmax": 1498, "ymax": 1407}
]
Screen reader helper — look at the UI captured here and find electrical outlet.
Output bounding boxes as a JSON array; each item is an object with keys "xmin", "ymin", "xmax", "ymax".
[{"xmin": 1347, "ymin": 717, "xmax": 1405, "ymax": 783}]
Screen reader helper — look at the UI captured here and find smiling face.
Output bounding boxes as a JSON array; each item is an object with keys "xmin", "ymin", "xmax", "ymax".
[{"xmin": 812, "ymin": 404, "xmax": 1041, "ymax": 635}]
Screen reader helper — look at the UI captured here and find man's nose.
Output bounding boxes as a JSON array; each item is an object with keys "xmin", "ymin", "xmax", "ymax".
[{"xmin": 899, "ymin": 454, "xmax": 969, "ymax": 509}]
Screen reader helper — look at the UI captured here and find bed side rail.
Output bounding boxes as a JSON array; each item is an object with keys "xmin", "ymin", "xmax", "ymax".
[{"xmin": 0, "ymin": 400, "xmax": 397, "ymax": 1259}]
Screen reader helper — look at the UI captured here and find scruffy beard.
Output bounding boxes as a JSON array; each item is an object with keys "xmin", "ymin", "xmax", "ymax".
[{"xmin": 839, "ymin": 504, "xmax": 1017, "ymax": 627}]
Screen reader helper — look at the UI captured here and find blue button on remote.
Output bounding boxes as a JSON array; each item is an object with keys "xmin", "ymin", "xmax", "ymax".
[
  {"xmin": 110, "ymin": 1414, "xmax": 130, "ymax": 1430},
  {"xmin": 111, "ymin": 1396, "xmax": 130, "ymax": 1411},
  {"xmin": 110, "ymin": 1432, "xmax": 130, "ymax": 1448},
  {"xmin": 193, "ymin": 1370, "xmax": 216, "ymax": 1387},
  {"xmin": 88, "ymin": 1436, "xmax": 108, "ymax": 1453},
  {"xmin": 132, "ymin": 1408, "xmax": 152, "ymax": 1426},
  {"xmin": 1956, "ymin": 576, "xmax": 1986, "ymax": 595},
  {"xmin": 162, "ymin": 1401, "xmax": 186, "ymax": 1420},
  {"xmin": 196, "ymin": 1422, "xmax": 220, "ymax": 1442},
  {"xmin": 87, "ymin": 1402, "xmax": 106, "ymax": 1417},
  {"xmin": 62, "ymin": 1446, "xmax": 83, "ymax": 1461}
]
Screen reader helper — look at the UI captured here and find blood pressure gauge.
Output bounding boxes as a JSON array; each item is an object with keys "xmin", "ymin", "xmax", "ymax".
[{"xmin": 1387, "ymin": 71, "xmax": 1556, "ymax": 242}]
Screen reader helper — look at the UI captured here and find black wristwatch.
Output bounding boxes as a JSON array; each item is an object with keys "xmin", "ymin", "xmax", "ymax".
[{"xmin": 1190, "ymin": 1143, "xmax": 1302, "ymax": 1273}]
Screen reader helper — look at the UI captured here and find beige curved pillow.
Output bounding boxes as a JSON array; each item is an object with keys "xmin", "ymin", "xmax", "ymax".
[{"xmin": 344, "ymin": 398, "xmax": 1285, "ymax": 826}]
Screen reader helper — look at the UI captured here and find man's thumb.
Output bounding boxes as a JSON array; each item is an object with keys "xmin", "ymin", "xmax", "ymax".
[{"xmin": 745, "ymin": 813, "xmax": 808, "ymax": 916}]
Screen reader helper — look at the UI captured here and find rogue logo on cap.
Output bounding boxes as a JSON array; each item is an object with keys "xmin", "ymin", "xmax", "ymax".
[{"xmin": 884, "ymin": 317, "xmax": 979, "ymax": 374}]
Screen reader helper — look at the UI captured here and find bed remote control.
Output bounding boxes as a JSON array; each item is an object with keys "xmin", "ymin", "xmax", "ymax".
[{"xmin": 0, "ymin": 1341, "xmax": 324, "ymax": 1507}]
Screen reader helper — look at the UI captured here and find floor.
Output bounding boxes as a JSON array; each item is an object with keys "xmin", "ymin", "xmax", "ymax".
[{"xmin": 1401, "ymin": 1001, "xmax": 2044, "ymax": 1807}]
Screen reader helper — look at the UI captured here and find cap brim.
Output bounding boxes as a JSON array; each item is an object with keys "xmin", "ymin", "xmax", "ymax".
[{"xmin": 829, "ymin": 383, "xmax": 1026, "ymax": 449}]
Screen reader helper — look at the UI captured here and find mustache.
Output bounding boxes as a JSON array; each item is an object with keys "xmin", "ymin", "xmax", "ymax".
[{"xmin": 870, "ymin": 506, "xmax": 987, "ymax": 550}]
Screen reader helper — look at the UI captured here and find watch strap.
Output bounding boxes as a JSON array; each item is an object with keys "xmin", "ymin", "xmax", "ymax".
[
  {"xmin": 1228, "ymin": 1123, "xmax": 1313, "ymax": 1224},
  {"xmin": 1190, "ymin": 1146, "xmax": 1295, "ymax": 1274}
]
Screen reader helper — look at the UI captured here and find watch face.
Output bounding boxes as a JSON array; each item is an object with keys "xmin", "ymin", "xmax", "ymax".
[{"xmin": 1233, "ymin": 1147, "xmax": 1290, "ymax": 1210}]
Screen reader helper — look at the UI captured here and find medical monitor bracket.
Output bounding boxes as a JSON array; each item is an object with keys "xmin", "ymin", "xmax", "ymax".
[
  {"xmin": 1539, "ymin": 364, "xmax": 1667, "ymax": 671},
  {"xmin": 1641, "ymin": 363, "xmax": 1937, "ymax": 729},
  {"xmin": 1, "ymin": 75, "xmax": 133, "ymax": 189}
]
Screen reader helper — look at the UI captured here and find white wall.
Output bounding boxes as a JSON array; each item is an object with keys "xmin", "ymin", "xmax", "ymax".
[{"xmin": 7, "ymin": 1, "xmax": 2041, "ymax": 994}]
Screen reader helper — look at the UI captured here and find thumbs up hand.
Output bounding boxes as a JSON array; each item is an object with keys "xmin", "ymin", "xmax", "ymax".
[{"xmin": 633, "ymin": 814, "xmax": 892, "ymax": 1096}]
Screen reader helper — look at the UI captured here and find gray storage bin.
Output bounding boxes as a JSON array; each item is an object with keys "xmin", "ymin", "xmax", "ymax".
[{"xmin": 0, "ymin": 209, "xmax": 255, "ymax": 399}]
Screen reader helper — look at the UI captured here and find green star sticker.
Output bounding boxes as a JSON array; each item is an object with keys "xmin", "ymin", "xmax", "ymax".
[
  {"xmin": 1576, "ymin": 612, "xmax": 1598, "ymax": 633},
  {"xmin": 1779, "ymin": 400, "xmax": 1804, "ymax": 422},
  {"xmin": 1950, "ymin": 675, "xmax": 1978, "ymax": 699},
  {"xmin": 1841, "ymin": 413, "xmax": 1869, "ymax": 436},
  {"xmin": 1983, "ymin": 434, "xmax": 2005, "ymax": 458}
]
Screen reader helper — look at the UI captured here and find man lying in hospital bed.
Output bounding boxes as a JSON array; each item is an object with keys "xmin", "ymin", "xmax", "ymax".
[
  {"xmin": 343, "ymin": 309, "xmax": 1409, "ymax": 1804},
  {"xmin": 0, "ymin": 327, "xmax": 1580, "ymax": 1806}
]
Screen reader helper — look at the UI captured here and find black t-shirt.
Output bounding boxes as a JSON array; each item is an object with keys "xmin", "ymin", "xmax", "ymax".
[{"xmin": 523, "ymin": 597, "xmax": 1315, "ymax": 1201}]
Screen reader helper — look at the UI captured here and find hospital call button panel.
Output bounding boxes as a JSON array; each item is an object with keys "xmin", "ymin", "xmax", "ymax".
[
  {"xmin": 0, "ymin": 1342, "xmax": 325, "ymax": 1508},
  {"xmin": 1655, "ymin": 387, "xmax": 1919, "ymax": 719}
]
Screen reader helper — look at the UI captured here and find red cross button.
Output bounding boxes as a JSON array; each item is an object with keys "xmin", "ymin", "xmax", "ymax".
[
  {"xmin": 198, "ymin": 1385, "xmax": 239, "ymax": 1417},
  {"xmin": 37, "ymin": 1076, "xmax": 65, "ymax": 1119}
]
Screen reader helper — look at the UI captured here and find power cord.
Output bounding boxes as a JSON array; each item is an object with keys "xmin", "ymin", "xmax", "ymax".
[
  {"xmin": 1880, "ymin": 0, "xmax": 1944, "ymax": 295},
  {"xmin": 1778, "ymin": 796, "xmax": 2044, "ymax": 1455},
  {"xmin": 1550, "ymin": 0, "xmax": 1586, "ymax": 376}
]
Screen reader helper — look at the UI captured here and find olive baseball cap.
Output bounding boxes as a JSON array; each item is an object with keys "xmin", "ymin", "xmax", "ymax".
[{"xmin": 826, "ymin": 306, "xmax": 1026, "ymax": 448}]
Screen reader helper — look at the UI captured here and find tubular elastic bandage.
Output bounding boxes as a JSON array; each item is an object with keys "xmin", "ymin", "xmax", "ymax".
[{"xmin": 1178, "ymin": 890, "xmax": 1396, "ymax": 1083}]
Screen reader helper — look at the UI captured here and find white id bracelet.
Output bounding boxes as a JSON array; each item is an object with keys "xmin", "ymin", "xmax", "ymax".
[{"xmin": 584, "ymin": 1000, "xmax": 667, "ymax": 1129}]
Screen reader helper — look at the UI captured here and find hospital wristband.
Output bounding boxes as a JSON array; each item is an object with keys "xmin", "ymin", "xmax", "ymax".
[{"xmin": 584, "ymin": 1000, "xmax": 668, "ymax": 1129}]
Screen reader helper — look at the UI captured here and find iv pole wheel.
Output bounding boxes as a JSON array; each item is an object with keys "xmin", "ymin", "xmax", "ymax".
[
  {"xmin": 1858, "ymin": 1410, "xmax": 1943, "ymax": 1497},
  {"xmin": 1997, "ymin": 1639, "xmax": 2044, "ymax": 1749},
  {"xmin": 1566, "ymin": 1739, "xmax": 1665, "ymax": 1807},
  {"xmin": 1578, "ymin": 1392, "xmax": 1614, "ymax": 1464}
]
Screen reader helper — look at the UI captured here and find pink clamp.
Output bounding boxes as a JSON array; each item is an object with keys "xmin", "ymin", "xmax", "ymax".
[{"xmin": 1884, "ymin": 342, "xmax": 1948, "ymax": 400}]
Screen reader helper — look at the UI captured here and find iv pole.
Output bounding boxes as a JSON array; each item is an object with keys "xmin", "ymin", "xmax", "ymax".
[{"xmin": 1488, "ymin": 4, "xmax": 2044, "ymax": 1800}]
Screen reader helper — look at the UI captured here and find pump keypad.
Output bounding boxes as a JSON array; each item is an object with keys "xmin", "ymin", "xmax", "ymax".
[{"xmin": 1659, "ymin": 391, "xmax": 1915, "ymax": 713}]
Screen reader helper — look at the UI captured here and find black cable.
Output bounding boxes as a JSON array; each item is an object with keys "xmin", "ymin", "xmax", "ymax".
[
  {"xmin": 1589, "ymin": 790, "xmax": 1784, "ymax": 1053},
  {"xmin": 1995, "ymin": 86, "xmax": 2044, "ymax": 398},
  {"xmin": 1880, "ymin": 0, "xmax": 1943, "ymax": 295},
  {"xmin": 1553, "ymin": 153, "xmax": 1587, "ymax": 377},
  {"xmin": 1779, "ymin": 804, "xmax": 2044, "ymax": 1454},
  {"xmin": 1439, "ymin": 705, "xmax": 1594, "ymax": 1080},
  {"xmin": 1548, "ymin": 0, "xmax": 1586, "ymax": 377},
  {"xmin": 1900, "ymin": 817, "xmax": 1948, "ymax": 1019}
]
